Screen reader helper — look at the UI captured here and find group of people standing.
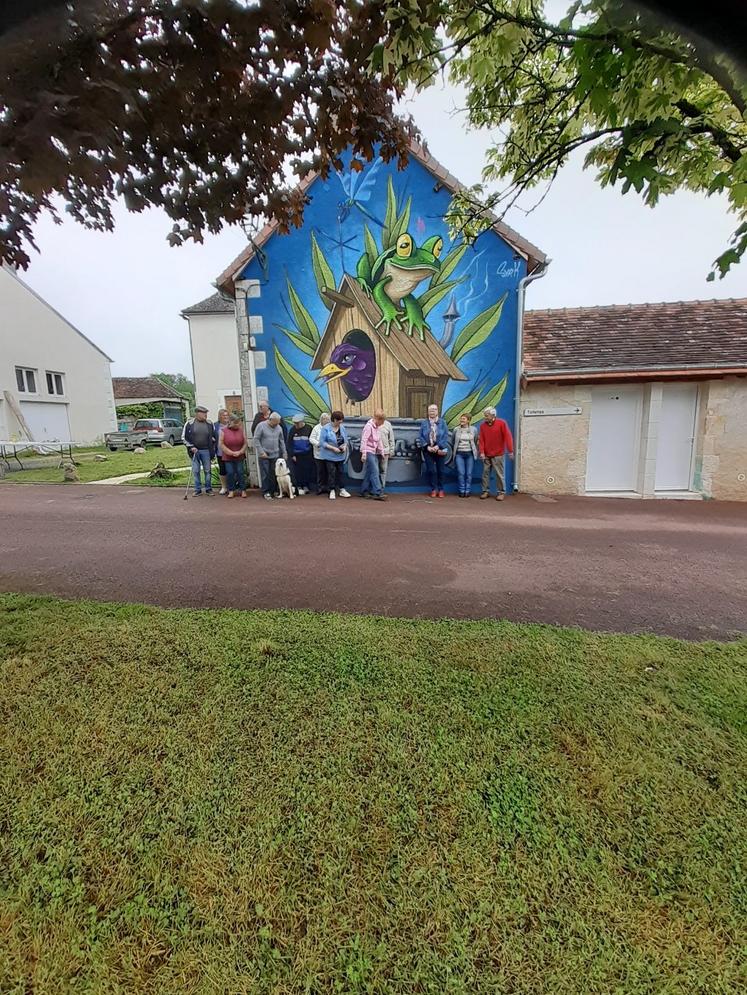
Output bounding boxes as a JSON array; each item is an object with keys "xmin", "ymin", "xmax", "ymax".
[{"xmin": 183, "ymin": 400, "xmax": 513, "ymax": 501}]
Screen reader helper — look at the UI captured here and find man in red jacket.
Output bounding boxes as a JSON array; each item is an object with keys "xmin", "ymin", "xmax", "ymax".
[{"xmin": 478, "ymin": 406, "xmax": 514, "ymax": 501}]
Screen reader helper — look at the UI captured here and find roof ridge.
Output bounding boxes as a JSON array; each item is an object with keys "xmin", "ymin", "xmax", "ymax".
[
  {"xmin": 214, "ymin": 138, "xmax": 547, "ymax": 293},
  {"xmin": 527, "ymin": 297, "xmax": 747, "ymax": 315}
]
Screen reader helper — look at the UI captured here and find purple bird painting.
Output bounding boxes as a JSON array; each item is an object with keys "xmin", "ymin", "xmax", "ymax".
[{"xmin": 317, "ymin": 338, "xmax": 376, "ymax": 402}]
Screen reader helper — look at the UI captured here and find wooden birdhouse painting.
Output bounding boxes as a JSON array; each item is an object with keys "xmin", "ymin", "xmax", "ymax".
[
  {"xmin": 312, "ymin": 276, "xmax": 467, "ymax": 418},
  {"xmin": 217, "ymin": 142, "xmax": 547, "ymax": 491}
]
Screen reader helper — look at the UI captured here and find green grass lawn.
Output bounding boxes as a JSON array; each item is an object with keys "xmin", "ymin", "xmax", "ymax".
[
  {"xmin": 1, "ymin": 446, "xmax": 189, "ymax": 483},
  {"xmin": 1, "ymin": 595, "xmax": 745, "ymax": 994}
]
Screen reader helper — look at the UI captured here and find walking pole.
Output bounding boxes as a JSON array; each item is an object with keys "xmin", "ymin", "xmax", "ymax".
[{"xmin": 183, "ymin": 461, "xmax": 193, "ymax": 501}]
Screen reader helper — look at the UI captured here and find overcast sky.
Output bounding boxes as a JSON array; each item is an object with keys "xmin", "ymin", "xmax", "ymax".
[{"xmin": 22, "ymin": 81, "xmax": 746, "ymax": 378}]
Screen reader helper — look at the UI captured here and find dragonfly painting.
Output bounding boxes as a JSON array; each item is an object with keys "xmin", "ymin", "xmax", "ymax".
[
  {"xmin": 336, "ymin": 156, "xmax": 386, "ymax": 228},
  {"xmin": 314, "ymin": 158, "xmax": 391, "ymax": 272}
]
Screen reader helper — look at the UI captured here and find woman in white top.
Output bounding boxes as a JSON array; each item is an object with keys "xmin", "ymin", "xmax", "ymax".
[
  {"xmin": 309, "ymin": 412, "xmax": 331, "ymax": 495},
  {"xmin": 450, "ymin": 412, "xmax": 479, "ymax": 497}
]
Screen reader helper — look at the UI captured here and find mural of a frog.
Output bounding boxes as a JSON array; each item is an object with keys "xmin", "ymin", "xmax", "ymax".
[{"xmin": 356, "ymin": 232, "xmax": 443, "ymax": 340}]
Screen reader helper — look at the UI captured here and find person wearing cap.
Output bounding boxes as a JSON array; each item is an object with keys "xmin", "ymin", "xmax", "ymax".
[
  {"xmin": 184, "ymin": 405, "xmax": 216, "ymax": 496},
  {"xmin": 287, "ymin": 413, "xmax": 314, "ymax": 495},
  {"xmin": 253, "ymin": 411, "xmax": 287, "ymax": 500}
]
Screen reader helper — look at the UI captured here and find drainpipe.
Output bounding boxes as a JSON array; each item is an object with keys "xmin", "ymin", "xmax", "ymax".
[{"xmin": 513, "ymin": 258, "xmax": 551, "ymax": 492}]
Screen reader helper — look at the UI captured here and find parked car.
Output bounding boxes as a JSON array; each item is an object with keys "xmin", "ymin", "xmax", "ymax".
[{"xmin": 104, "ymin": 418, "xmax": 184, "ymax": 451}]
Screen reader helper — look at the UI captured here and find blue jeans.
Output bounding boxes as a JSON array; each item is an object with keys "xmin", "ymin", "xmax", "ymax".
[
  {"xmin": 191, "ymin": 448, "xmax": 212, "ymax": 493},
  {"xmin": 423, "ymin": 451, "xmax": 445, "ymax": 491},
  {"xmin": 225, "ymin": 459, "xmax": 246, "ymax": 493},
  {"xmin": 259, "ymin": 457, "xmax": 277, "ymax": 496},
  {"xmin": 454, "ymin": 452, "xmax": 474, "ymax": 494},
  {"xmin": 360, "ymin": 453, "xmax": 383, "ymax": 496}
]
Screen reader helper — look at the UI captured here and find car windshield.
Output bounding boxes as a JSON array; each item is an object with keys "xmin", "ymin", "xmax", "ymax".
[{"xmin": 133, "ymin": 420, "xmax": 160, "ymax": 430}]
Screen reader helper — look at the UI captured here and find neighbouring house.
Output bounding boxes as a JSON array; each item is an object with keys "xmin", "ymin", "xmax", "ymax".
[
  {"xmin": 200, "ymin": 139, "xmax": 547, "ymax": 490},
  {"xmin": 0, "ymin": 265, "xmax": 116, "ymax": 444},
  {"xmin": 112, "ymin": 376, "xmax": 190, "ymax": 428},
  {"xmin": 180, "ymin": 291, "xmax": 241, "ymax": 415},
  {"xmin": 521, "ymin": 299, "xmax": 747, "ymax": 501}
]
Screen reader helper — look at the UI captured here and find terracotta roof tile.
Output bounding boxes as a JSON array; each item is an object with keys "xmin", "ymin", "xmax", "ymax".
[{"xmin": 524, "ymin": 299, "xmax": 747, "ymax": 376}]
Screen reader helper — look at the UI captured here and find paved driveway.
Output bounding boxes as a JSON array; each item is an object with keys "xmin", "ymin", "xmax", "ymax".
[{"xmin": 1, "ymin": 484, "xmax": 745, "ymax": 640}]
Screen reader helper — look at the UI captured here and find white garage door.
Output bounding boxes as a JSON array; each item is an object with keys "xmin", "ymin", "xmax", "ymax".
[
  {"xmin": 586, "ymin": 386, "xmax": 643, "ymax": 492},
  {"xmin": 20, "ymin": 402, "xmax": 71, "ymax": 442},
  {"xmin": 655, "ymin": 384, "xmax": 698, "ymax": 491}
]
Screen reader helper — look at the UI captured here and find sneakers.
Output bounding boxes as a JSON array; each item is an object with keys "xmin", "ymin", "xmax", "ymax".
[
  {"xmin": 205, "ymin": 490, "xmax": 213, "ymax": 496},
  {"xmin": 374, "ymin": 494, "xmax": 388, "ymax": 501},
  {"xmin": 430, "ymin": 490, "xmax": 437, "ymax": 498},
  {"xmin": 227, "ymin": 492, "xmax": 234, "ymax": 499},
  {"xmin": 480, "ymin": 492, "xmax": 489, "ymax": 500},
  {"xmin": 496, "ymin": 493, "xmax": 505, "ymax": 501},
  {"xmin": 339, "ymin": 489, "xmax": 351, "ymax": 498},
  {"xmin": 438, "ymin": 490, "xmax": 445, "ymax": 499},
  {"xmin": 329, "ymin": 491, "xmax": 336, "ymax": 500},
  {"xmin": 240, "ymin": 492, "xmax": 248, "ymax": 499},
  {"xmin": 263, "ymin": 493, "xmax": 273, "ymax": 501},
  {"xmin": 219, "ymin": 487, "xmax": 227, "ymax": 495},
  {"xmin": 193, "ymin": 491, "xmax": 202, "ymax": 497}
]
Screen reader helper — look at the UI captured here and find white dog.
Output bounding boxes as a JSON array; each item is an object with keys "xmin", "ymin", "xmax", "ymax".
[{"xmin": 274, "ymin": 457, "xmax": 295, "ymax": 499}]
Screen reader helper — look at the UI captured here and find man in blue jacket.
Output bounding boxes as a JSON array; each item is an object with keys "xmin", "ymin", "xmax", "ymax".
[
  {"xmin": 183, "ymin": 405, "xmax": 216, "ymax": 496},
  {"xmin": 417, "ymin": 404, "xmax": 449, "ymax": 497}
]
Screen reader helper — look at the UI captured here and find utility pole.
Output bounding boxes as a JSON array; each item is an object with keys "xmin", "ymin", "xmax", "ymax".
[{"xmin": 233, "ymin": 279, "xmax": 260, "ymax": 488}]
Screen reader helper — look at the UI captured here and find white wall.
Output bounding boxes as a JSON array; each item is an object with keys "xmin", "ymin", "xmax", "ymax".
[
  {"xmin": 185, "ymin": 310, "xmax": 241, "ymax": 415},
  {"xmin": 0, "ymin": 267, "xmax": 116, "ymax": 444}
]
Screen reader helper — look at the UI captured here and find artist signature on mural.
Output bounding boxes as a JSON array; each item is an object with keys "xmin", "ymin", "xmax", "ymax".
[{"xmin": 497, "ymin": 260, "xmax": 521, "ymax": 279}]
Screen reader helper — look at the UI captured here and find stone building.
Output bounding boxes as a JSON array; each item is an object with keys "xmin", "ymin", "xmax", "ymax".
[{"xmin": 521, "ymin": 299, "xmax": 747, "ymax": 501}]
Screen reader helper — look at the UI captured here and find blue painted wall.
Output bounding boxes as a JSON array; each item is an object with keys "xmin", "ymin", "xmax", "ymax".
[{"xmin": 238, "ymin": 153, "xmax": 526, "ymax": 491}]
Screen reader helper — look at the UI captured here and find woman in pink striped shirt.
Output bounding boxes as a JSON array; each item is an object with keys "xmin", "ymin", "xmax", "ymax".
[{"xmin": 359, "ymin": 409, "xmax": 388, "ymax": 501}]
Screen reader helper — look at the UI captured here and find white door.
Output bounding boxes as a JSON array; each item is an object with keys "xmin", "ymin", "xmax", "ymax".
[
  {"xmin": 20, "ymin": 402, "xmax": 71, "ymax": 442},
  {"xmin": 586, "ymin": 386, "xmax": 642, "ymax": 492},
  {"xmin": 655, "ymin": 384, "xmax": 697, "ymax": 491}
]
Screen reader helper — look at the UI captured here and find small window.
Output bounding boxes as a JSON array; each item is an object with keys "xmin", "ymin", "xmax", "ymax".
[
  {"xmin": 46, "ymin": 371, "xmax": 65, "ymax": 396},
  {"xmin": 15, "ymin": 367, "xmax": 37, "ymax": 393}
]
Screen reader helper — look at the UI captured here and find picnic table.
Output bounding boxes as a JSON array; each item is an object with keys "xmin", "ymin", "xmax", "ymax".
[{"xmin": 0, "ymin": 440, "xmax": 75, "ymax": 471}]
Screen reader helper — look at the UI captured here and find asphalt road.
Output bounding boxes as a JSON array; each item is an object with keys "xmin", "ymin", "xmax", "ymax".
[{"xmin": 1, "ymin": 484, "xmax": 746, "ymax": 640}]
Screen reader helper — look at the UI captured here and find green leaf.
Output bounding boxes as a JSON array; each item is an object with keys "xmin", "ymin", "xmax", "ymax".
[
  {"xmin": 382, "ymin": 175, "xmax": 397, "ymax": 248},
  {"xmin": 363, "ymin": 225, "xmax": 379, "ymax": 268},
  {"xmin": 450, "ymin": 293, "xmax": 507, "ymax": 365},
  {"xmin": 442, "ymin": 384, "xmax": 484, "ymax": 428},
  {"xmin": 286, "ymin": 277, "xmax": 320, "ymax": 345},
  {"xmin": 390, "ymin": 196, "xmax": 412, "ymax": 246},
  {"xmin": 472, "ymin": 375, "xmax": 508, "ymax": 418},
  {"xmin": 432, "ymin": 242, "xmax": 467, "ymax": 286},
  {"xmin": 310, "ymin": 233, "xmax": 336, "ymax": 310},
  {"xmin": 273, "ymin": 345, "xmax": 328, "ymax": 420},
  {"xmin": 418, "ymin": 278, "xmax": 464, "ymax": 317},
  {"xmin": 274, "ymin": 325, "xmax": 316, "ymax": 357}
]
